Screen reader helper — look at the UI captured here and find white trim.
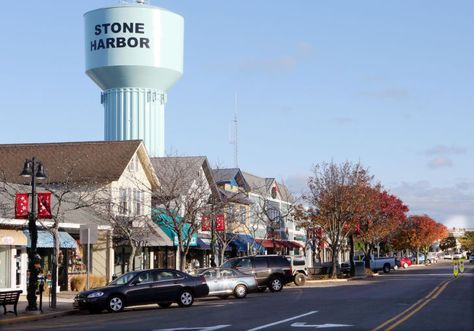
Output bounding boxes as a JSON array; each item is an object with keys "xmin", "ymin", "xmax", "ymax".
[{"xmin": 0, "ymin": 218, "xmax": 111, "ymax": 231}]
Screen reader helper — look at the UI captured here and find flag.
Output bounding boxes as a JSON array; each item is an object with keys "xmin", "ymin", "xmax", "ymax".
[
  {"xmin": 215, "ymin": 214, "xmax": 225, "ymax": 232},
  {"xmin": 15, "ymin": 193, "xmax": 29, "ymax": 219},
  {"xmin": 37, "ymin": 192, "xmax": 52, "ymax": 219},
  {"xmin": 201, "ymin": 215, "xmax": 210, "ymax": 231}
]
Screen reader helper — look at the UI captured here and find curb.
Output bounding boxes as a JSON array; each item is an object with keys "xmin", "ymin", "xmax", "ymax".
[{"xmin": 0, "ymin": 309, "xmax": 78, "ymax": 326}]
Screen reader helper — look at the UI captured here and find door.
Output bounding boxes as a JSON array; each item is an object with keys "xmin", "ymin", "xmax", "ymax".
[
  {"xmin": 151, "ymin": 270, "xmax": 183, "ymax": 302},
  {"xmin": 126, "ymin": 270, "xmax": 155, "ymax": 305},
  {"xmin": 252, "ymin": 257, "xmax": 270, "ymax": 286},
  {"xmin": 0, "ymin": 247, "xmax": 11, "ymax": 289}
]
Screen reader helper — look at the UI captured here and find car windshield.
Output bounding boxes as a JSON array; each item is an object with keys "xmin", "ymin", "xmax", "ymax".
[{"xmin": 109, "ymin": 271, "xmax": 140, "ymax": 286}]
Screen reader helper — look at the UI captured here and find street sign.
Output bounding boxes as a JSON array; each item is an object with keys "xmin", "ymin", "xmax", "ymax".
[
  {"xmin": 355, "ymin": 241, "xmax": 364, "ymax": 251},
  {"xmin": 80, "ymin": 224, "xmax": 98, "ymax": 244},
  {"xmin": 459, "ymin": 258, "xmax": 465, "ymax": 273},
  {"xmin": 453, "ymin": 260, "xmax": 459, "ymax": 277}
]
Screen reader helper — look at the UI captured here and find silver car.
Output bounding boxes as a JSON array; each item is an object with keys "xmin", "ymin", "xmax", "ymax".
[{"xmin": 198, "ymin": 268, "xmax": 257, "ymax": 299}]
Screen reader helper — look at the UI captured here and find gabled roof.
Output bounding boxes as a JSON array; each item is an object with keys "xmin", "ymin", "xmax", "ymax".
[
  {"xmin": 150, "ymin": 156, "xmax": 220, "ymax": 200},
  {"xmin": 211, "ymin": 168, "xmax": 251, "ymax": 192},
  {"xmin": 242, "ymin": 172, "xmax": 294, "ymax": 203},
  {"xmin": 0, "ymin": 140, "xmax": 158, "ymax": 188}
]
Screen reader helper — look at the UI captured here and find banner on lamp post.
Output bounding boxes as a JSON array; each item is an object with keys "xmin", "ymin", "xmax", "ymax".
[
  {"xmin": 37, "ymin": 192, "xmax": 52, "ymax": 219},
  {"xmin": 215, "ymin": 214, "xmax": 225, "ymax": 232},
  {"xmin": 15, "ymin": 193, "xmax": 29, "ymax": 219},
  {"xmin": 201, "ymin": 215, "xmax": 210, "ymax": 231}
]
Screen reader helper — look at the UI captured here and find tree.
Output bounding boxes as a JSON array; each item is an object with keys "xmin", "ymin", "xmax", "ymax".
[
  {"xmin": 391, "ymin": 215, "xmax": 448, "ymax": 263},
  {"xmin": 152, "ymin": 157, "xmax": 218, "ymax": 271},
  {"xmin": 303, "ymin": 161, "xmax": 373, "ymax": 278},
  {"xmin": 439, "ymin": 236, "xmax": 457, "ymax": 251},
  {"xmin": 355, "ymin": 186, "xmax": 409, "ymax": 268},
  {"xmin": 459, "ymin": 232, "xmax": 474, "ymax": 252}
]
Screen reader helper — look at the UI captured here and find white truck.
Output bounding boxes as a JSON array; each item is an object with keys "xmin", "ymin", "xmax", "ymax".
[{"xmin": 355, "ymin": 255, "xmax": 396, "ymax": 273}]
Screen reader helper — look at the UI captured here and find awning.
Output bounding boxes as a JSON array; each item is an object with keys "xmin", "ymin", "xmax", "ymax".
[
  {"xmin": 256, "ymin": 239, "xmax": 303, "ymax": 249},
  {"xmin": 152, "ymin": 209, "xmax": 197, "ymax": 247},
  {"xmin": 196, "ymin": 238, "xmax": 211, "ymax": 250},
  {"xmin": 230, "ymin": 234, "xmax": 265, "ymax": 254},
  {"xmin": 24, "ymin": 230, "xmax": 78, "ymax": 249},
  {"xmin": 0, "ymin": 229, "xmax": 28, "ymax": 246}
]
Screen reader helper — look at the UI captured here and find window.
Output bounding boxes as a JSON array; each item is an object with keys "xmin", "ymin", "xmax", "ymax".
[
  {"xmin": 240, "ymin": 206, "xmax": 246, "ymax": 224},
  {"xmin": 136, "ymin": 271, "xmax": 153, "ymax": 284},
  {"xmin": 119, "ymin": 188, "xmax": 128, "ymax": 215},
  {"xmin": 235, "ymin": 258, "xmax": 252, "ymax": 269},
  {"xmin": 134, "ymin": 189, "xmax": 144, "ymax": 216},
  {"xmin": 253, "ymin": 258, "xmax": 267, "ymax": 269},
  {"xmin": 128, "ymin": 155, "xmax": 139, "ymax": 172}
]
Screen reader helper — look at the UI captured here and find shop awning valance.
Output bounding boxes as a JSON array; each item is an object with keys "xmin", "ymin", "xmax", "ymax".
[
  {"xmin": 0, "ymin": 229, "xmax": 28, "ymax": 246},
  {"xmin": 23, "ymin": 230, "xmax": 78, "ymax": 249}
]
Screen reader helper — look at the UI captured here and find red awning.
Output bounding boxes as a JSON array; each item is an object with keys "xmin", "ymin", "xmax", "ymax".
[{"xmin": 256, "ymin": 239, "xmax": 304, "ymax": 249}]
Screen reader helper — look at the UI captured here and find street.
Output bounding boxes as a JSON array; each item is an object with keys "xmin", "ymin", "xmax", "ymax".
[{"xmin": 5, "ymin": 262, "xmax": 473, "ymax": 331}]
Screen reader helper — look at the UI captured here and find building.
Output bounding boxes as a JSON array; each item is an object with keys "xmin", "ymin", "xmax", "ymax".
[
  {"xmin": 242, "ymin": 172, "xmax": 305, "ymax": 255},
  {"xmin": 0, "ymin": 140, "xmax": 169, "ymax": 291}
]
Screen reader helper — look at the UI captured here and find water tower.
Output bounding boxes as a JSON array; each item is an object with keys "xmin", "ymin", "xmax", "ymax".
[{"xmin": 84, "ymin": 1, "xmax": 183, "ymax": 157}]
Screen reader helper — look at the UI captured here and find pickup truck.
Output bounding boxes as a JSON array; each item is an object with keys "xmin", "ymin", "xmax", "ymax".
[{"xmin": 354, "ymin": 255, "xmax": 396, "ymax": 273}]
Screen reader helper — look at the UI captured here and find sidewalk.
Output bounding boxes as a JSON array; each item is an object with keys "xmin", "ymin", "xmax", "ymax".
[{"xmin": 0, "ymin": 291, "xmax": 77, "ymax": 326}]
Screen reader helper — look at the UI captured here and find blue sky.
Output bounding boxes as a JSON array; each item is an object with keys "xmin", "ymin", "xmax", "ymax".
[{"xmin": 0, "ymin": 1, "xmax": 472, "ymax": 227}]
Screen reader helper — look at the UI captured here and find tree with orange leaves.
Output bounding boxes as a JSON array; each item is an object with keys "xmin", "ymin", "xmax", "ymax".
[
  {"xmin": 355, "ymin": 186, "xmax": 409, "ymax": 268},
  {"xmin": 391, "ymin": 215, "xmax": 448, "ymax": 263}
]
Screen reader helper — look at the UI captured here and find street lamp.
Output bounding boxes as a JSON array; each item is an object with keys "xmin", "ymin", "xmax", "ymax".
[{"xmin": 20, "ymin": 157, "xmax": 47, "ymax": 311}]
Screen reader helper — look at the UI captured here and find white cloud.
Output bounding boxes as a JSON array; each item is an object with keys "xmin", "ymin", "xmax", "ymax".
[
  {"xmin": 427, "ymin": 157, "xmax": 453, "ymax": 169},
  {"xmin": 391, "ymin": 181, "xmax": 474, "ymax": 228}
]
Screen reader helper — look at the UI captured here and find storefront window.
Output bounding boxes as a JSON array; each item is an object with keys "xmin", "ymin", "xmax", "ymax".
[{"xmin": 0, "ymin": 247, "xmax": 11, "ymax": 288}]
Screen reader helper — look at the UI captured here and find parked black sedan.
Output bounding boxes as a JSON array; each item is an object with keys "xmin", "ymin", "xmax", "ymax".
[{"xmin": 73, "ymin": 268, "xmax": 209, "ymax": 313}]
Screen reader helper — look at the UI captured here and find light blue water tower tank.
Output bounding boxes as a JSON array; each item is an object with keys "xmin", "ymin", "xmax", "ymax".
[{"xmin": 84, "ymin": 0, "xmax": 184, "ymax": 157}]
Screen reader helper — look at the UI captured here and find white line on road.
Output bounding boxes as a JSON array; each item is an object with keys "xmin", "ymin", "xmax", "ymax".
[
  {"xmin": 246, "ymin": 311, "xmax": 318, "ymax": 331},
  {"xmin": 153, "ymin": 325, "xmax": 230, "ymax": 331},
  {"xmin": 291, "ymin": 322, "xmax": 353, "ymax": 328}
]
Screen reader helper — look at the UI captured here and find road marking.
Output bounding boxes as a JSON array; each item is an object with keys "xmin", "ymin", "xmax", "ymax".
[
  {"xmin": 153, "ymin": 325, "xmax": 230, "ymax": 331},
  {"xmin": 291, "ymin": 322, "xmax": 353, "ymax": 328},
  {"xmin": 247, "ymin": 311, "xmax": 318, "ymax": 331},
  {"xmin": 372, "ymin": 277, "xmax": 455, "ymax": 331}
]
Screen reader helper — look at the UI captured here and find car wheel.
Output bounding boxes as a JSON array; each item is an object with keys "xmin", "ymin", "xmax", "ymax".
[
  {"xmin": 158, "ymin": 302, "xmax": 172, "ymax": 308},
  {"xmin": 257, "ymin": 287, "xmax": 266, "ymax": 293},
  {"xmin": 107, "ymin": 295, "xmax": 124, "ymax": 313},
  {"xmin": 269, "ymin": 276, "xmax": 283, "ymax": 292},
  {"xmin": 233, "ymin": 284, "xmax": 248, "ymax": 299},
  {"xmin": 294, "ymin": 273, "xmax": 306, "ymax": 286},
  {"xmin": 403, "ymin": 262, "xmax": 408, "ymax": 269},
  {"xmin": 383, "ymin": 264, "xmax": 391, "ymax": 273},
  {"xmin": 177, "ymin": 289, "xmax": 194, "ymax": 307}
]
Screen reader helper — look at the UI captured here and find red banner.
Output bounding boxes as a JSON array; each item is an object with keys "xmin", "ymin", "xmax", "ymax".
[
  {"xmin": 15, "ymin": 193, "xmax": 29, "ymax": 219},
  {"xmin": 37, "ymin": 192, "xmax": 52, "ymax": 219},
  {"xmin": 215, "ymin": 214, "xmax": 225, "ymax": 232},
  {"xmin": 201, "ymin": 215, "xmax": 210, "ymax": 231}
]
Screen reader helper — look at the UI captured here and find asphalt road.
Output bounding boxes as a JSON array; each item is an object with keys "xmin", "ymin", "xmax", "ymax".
[{"xmin": 6, "ymin": 261, "xmax": 473, "ymax": 331}]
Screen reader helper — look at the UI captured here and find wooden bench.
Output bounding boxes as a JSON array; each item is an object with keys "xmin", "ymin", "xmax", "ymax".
[{"xmin": 0, "ymin": 290, "xmax": 22, "ymax": 316}]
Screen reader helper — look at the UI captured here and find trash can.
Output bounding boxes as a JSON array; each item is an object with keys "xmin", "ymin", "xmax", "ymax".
[{"xmin": 354, "ymin": 261, "xmax": 365, "ymax": 277}]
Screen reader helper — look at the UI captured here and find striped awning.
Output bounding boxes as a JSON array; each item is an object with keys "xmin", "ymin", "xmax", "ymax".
[{"xmin": 0, "ymin": 229, "xmax": 28, "ymax": 246}]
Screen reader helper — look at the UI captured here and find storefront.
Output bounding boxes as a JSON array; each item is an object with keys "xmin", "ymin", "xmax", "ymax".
[
  {"xmin": 23, "ymin": 229, "xmax": 78, "ymax": 292},
  {"xmin": 0, "ymin": 229, "xmax": 28, "ymax": 292}
]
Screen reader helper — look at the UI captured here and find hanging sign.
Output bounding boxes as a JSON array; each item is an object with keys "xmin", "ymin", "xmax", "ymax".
[
  {"xmin": 15, "ymin": 193, "xmax": 29, "ymax": 219},
  {"xmin": 215, "ymin": 214, "xmax": 225, "ymax": 232},
  {"xmin": 37, "ymin": 192, "xmax": 52, "ymax": 219},
  {"xmin": 201, "ymin": 215, "xmax": 210, "ymax": 231}
]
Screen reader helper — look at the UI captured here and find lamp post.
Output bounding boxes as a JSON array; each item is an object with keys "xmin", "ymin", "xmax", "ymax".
[{"xmin": 20, "ymin": 157, "xmax": 47, "ymax": 311}]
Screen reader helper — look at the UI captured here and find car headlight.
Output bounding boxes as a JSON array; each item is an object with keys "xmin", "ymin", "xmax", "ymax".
[{"xmin": 87, "ymin": 291, "xmax": 104, "ymax": 298}]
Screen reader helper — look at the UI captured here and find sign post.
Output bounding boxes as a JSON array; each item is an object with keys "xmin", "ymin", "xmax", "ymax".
[{"xmin": 80, "ymin": 225, "xmax": 98, "ymax": 290}]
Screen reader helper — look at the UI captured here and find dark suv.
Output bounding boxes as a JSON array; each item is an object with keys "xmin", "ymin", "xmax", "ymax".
[{"xmin": 221, "ymin": 255, "xmax": 292, "ymax": 292}]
